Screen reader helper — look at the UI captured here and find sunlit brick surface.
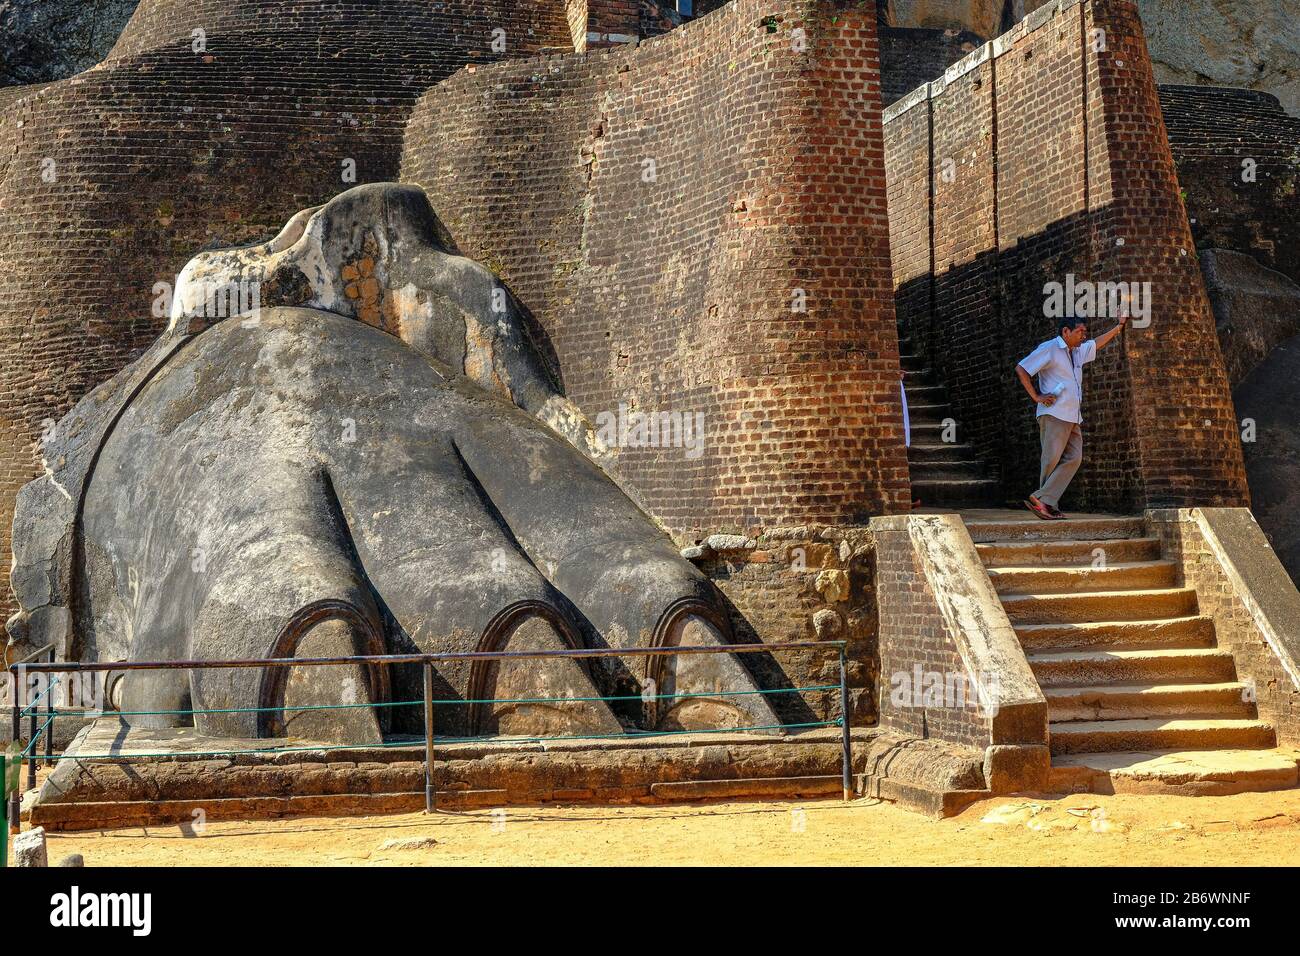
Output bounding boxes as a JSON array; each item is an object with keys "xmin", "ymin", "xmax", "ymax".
[{"xmin": 404, "ymin": 0, "xmax": 910, "ymax": 539}]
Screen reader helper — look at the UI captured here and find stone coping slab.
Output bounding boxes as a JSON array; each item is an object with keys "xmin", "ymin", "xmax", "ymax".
[{"xmin": 30, "ymin": 720, "xmax": 992, "ymax": 828}]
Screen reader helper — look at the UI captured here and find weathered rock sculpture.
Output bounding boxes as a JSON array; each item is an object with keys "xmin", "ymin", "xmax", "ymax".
[{"xmin": 6, "ymin": 183, "xmax": 778, "ymax": 744}]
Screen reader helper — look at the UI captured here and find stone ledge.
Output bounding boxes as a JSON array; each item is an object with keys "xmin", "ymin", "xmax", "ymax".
[{"xmin": 30, "ymin": 722, "xmax": 993, "ymax": 829}]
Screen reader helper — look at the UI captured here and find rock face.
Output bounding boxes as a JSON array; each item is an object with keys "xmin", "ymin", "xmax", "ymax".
[
  {"xmin": 0, "ymin": 0, "xmax": 138, "ymax": 86},
  {"xmin": 1200, "ymin": 249, "xmax": 1300, "ymax": 387},
  {"xmin": 883, "ymin": 0, "xmax": 1010, "ymax": 38},
  {"xmin": 885, "ymin": 0, "xmax": 1300, "ymax": 117},
  {"xmin": 1234, "ymin": 334, "xmax": 1300, "ymax": 587},
  {"xmin": 6, "ymin": 183, "xmax": 779, "ymax": 744},
  {"xmin": 1139, "ymin": 0, "xmax": 1300, "ymax": 117}
]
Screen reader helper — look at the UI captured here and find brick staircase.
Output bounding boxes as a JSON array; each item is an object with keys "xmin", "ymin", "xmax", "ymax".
[
  {"xmin": 966, "ymin": 512, "xmax": 1300, "ymax": 795},
  {"xmin": 900, "ymin": 332, "xmax": 1000, "ymax": 507}
]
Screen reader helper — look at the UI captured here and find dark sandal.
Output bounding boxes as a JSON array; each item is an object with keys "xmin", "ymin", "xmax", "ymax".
[{"xmin": 1023, "ymin": 497, "xmax": 1054, "ymax": 520}]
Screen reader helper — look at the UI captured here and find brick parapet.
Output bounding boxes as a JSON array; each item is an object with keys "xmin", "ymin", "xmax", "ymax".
[
  {"xmin": 870, "ymin": 514, "xmax": 1048, "ymax": 761},
  {"xmin": 1150, "ymin": 507, "xmax": 1300, "ymax": 746}
]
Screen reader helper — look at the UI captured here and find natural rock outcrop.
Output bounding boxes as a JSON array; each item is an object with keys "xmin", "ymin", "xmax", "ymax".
[
  {"xmin": 1234, "ymin": 334, "xmax": 1300, "ymax": 587},
  {"xmin": 0, "ymin": 0, "xmax": 137, "ymax": 87},
  {"xmin": 882, "ymin": 0, "xmax": 1011, "ymax": 38},
  {"xmin": 1201, "ymin": 249, "xmax": 1300, "ymax": 386},
  {"xmin": 1139, "ymin": 0, "xmax": 1300, "ymax": 117},
  {"xmin": 884, "ymin": 0, "xmax": 1300, "ymax": 116}
]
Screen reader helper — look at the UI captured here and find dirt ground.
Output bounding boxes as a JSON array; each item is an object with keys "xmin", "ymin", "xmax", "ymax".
[{"xmin": 37, "ymin": 787, "xmax": 1300, "ymax": 866}]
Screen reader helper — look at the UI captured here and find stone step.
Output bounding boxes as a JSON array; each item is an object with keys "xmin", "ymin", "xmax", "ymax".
[
  {"xmin": 964, "ymin": 515, "xmax": 1147, "ymax": 543},
  {"xmin": 1049, "ymin": 718, "xmax": 1276, "ymax": 755},
  {"xmin": 908, "ymin": 442, "xmax": 978, "ymax": 463},
  {"xmin": 906, "ymin": 403, "xmax": 950, "ymax": 423},
  {"xmin": 1000, "ymin": 587, "xmax": 1198, "ymax": 624},
  {"xmin": 1044, "ymin": 681, "xmax": 1255, "ymax": 722},
  {"xmin": 909, "ymin": 421, "xmax": 964, "ymax": 441},
  {"xmin": 1027, "ymin": 647, "xmax": 1237, "ymax": 686},
  {"xmin": 988, "ymin": 560, "xmax": 1178, "ymax": 595},
  {"xmin": 910, "ymin": 477, "xmax": 1002, "ymax": 507},
  {"xmin": 976, "ymin": 536, "xmax": 1162, "ymax": 567},
  {"xmin": 909, "ymin": 461, "xmax": 988, "ymax": 481},
  {"xmin": 1014, "ymin": 615, "xmax": 1216, "ymax": 652},
  {"xmin": 902, "ymin": 383, "xmax": 947, "ymax": 403},
  {"xmin": 1049, "ymin": 749, "xmax": 1299, "ymax": 796},
  {"xmin": 901, "ymin": 353, "xmax": 927, "ymax": 371}
]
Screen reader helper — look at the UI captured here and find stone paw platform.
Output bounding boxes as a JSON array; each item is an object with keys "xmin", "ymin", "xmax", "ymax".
[{"xmin": 30, "ymin": 720, "xmax": 992, "ymax": 830}]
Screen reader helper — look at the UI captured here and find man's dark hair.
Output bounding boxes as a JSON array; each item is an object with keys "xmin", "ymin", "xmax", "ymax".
[{"xmin": 1061, "ymin": 321, "xmax": 1087, "ymax": 336}]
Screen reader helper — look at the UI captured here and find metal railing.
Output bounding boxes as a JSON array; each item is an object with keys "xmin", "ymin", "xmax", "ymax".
[
  {"xmin": 7, "ymin": 640, "xmax": 855, "ymax": 840},
  {"xmin": 7, "ymin": 642, "xmax": 55, "ymax": 839}
]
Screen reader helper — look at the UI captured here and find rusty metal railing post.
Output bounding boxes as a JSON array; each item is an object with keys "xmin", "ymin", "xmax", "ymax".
[
  {"xmin": 839, "ymin": 644, "xmax": 852, "ymax": 802},
  {"xmin": 423, "ymin": 659, "xmax": 435, "ymax": 814},
  {"xmin": 25, "ymin": 674, "xmax": 36, "ymax": 793},
  {"xmin": 44, "ymin": 670, "xmax": 54, "ymax": 768}
]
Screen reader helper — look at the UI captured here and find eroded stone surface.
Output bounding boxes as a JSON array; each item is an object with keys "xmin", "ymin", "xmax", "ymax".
[
  {"xmin": 1202, "ymin": 249, "xmax": 1300, "ymax": 386},
  {"xmin": 13, "ymin": 826, "xmax": 48, "ymax": 867},
  {"xmin": 1235, "ymin": 335, "xmax": 1300, "ymax": 589},
  {"xmin": 1052, "ymin": 748, "xmax": 1300, "ymax": 795},
  {"xmin": 6, "ymin": 184, "xmax": 774, "ymax": 745},
  {"xmin": 32, "ymin": 719, "xmax": 989, "ymax": 827}
]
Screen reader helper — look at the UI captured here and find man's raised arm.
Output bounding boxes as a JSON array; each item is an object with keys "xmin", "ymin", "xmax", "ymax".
[{"xmin": 1093, "ymin": 314, "xmax": 1128, "ymax": 350}]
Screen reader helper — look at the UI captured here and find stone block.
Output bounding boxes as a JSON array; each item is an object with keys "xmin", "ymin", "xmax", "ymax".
[{"xmin": 12, "ymin": 826, "xmax": 48, "ymax": 867}]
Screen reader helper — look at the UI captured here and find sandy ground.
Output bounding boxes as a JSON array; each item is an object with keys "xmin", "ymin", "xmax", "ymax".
[{"xmin": 35, "ymin": 787, "xmax": 1300, "ymax": 866}]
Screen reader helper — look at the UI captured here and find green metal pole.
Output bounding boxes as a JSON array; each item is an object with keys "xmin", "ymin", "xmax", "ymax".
[
  {"xmin": 1, "ymin": 754, "xmax": 8, "ymax": 868},
  {"xmin": 839, "ymin": 646, "xmax": 852, "ymax": 802},
  {"xmin": 423, "ymin": 661, "xmax": 435, "ymax": 814}
]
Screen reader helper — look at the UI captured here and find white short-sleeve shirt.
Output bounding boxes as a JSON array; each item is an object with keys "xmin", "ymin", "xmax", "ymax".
[{"xmin": 1017, "ymin": 336, "xmax": 1097, "ymax": 424}]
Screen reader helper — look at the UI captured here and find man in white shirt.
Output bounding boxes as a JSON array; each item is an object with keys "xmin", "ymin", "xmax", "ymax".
[{"xmin": 1014, "ymin": 317, "xmax": 1127, "ymax": 519}]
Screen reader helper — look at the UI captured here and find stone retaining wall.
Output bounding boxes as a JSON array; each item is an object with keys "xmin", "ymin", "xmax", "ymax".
[
  {"xmin": 870, "ymin": 513, "xmax": 1049, "ymax": 792},
  {"xmin": 1151, "ymin": 507, "xmax": 1300, "ymax": 746}
]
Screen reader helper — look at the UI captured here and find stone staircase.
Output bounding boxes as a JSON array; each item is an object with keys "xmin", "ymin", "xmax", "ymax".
[
  {"xmin": 900, "ymin": 332, "xmax": 1000, "ymax": 507},
  {"xmin": 966, "ymin": 512, "xmax": 1300, "ymax": 795}
]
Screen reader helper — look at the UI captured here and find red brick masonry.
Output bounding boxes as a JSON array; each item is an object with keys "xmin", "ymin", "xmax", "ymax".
[{"xmin": 883, "ymin": 0, "xmax": 1248, "ymax": 513}]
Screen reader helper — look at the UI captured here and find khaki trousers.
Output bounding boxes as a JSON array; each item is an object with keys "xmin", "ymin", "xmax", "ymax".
[{"xmin": 1033, "ymin": 415, "xmax": 1083, "ymax": 509}]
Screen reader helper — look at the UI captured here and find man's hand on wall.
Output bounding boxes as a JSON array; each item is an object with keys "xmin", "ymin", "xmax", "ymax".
[{"xmin": 1096, "ymin": 315, "xmax": 1128, "ymax": 350}]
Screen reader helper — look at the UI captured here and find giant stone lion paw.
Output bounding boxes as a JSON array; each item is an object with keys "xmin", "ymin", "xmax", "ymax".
[{"xmin": 7, "ymin": 183, "xmax": 780, "ymax": 744}]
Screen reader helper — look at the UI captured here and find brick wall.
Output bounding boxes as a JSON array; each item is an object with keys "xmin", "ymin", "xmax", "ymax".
[
  {"xmin": 883, "ymin": 0, "xmax": 1249, "ymax": 513},
  {"xmin": 931, "ymin": 47, "xmax": 1001, "ymax": 476},
  {"xmin": 1085, "ymin": 0, "xmax": 1245, "ymax": 510},
  {"xmin": 874, "ymin": 524, "xmax": 989, "ymax": 748},
  {"xmin": 400, "ymin": 0, "xmax": 905, "ymax": 717},
  {"xmin": 569, "ymin": 0, "xmax": 682, "ymax": 48},
  {"xmin": 404, "ymin": 0, "xmax": 909, "ymax": 542},
  {"xmin": 0, "ymin": 0, "xmax": 579, "ymax": 621},
  {"xmin": 878, "ymin": 22, "xmax": 984, "ymax": 107},
  {"xmin": 1160, "ymin": 85, "xmax": 1300, "ymax": 286},
  {"xmin": 871, "ymin": 514, "xmax": 1049, "ymax": 756}
]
